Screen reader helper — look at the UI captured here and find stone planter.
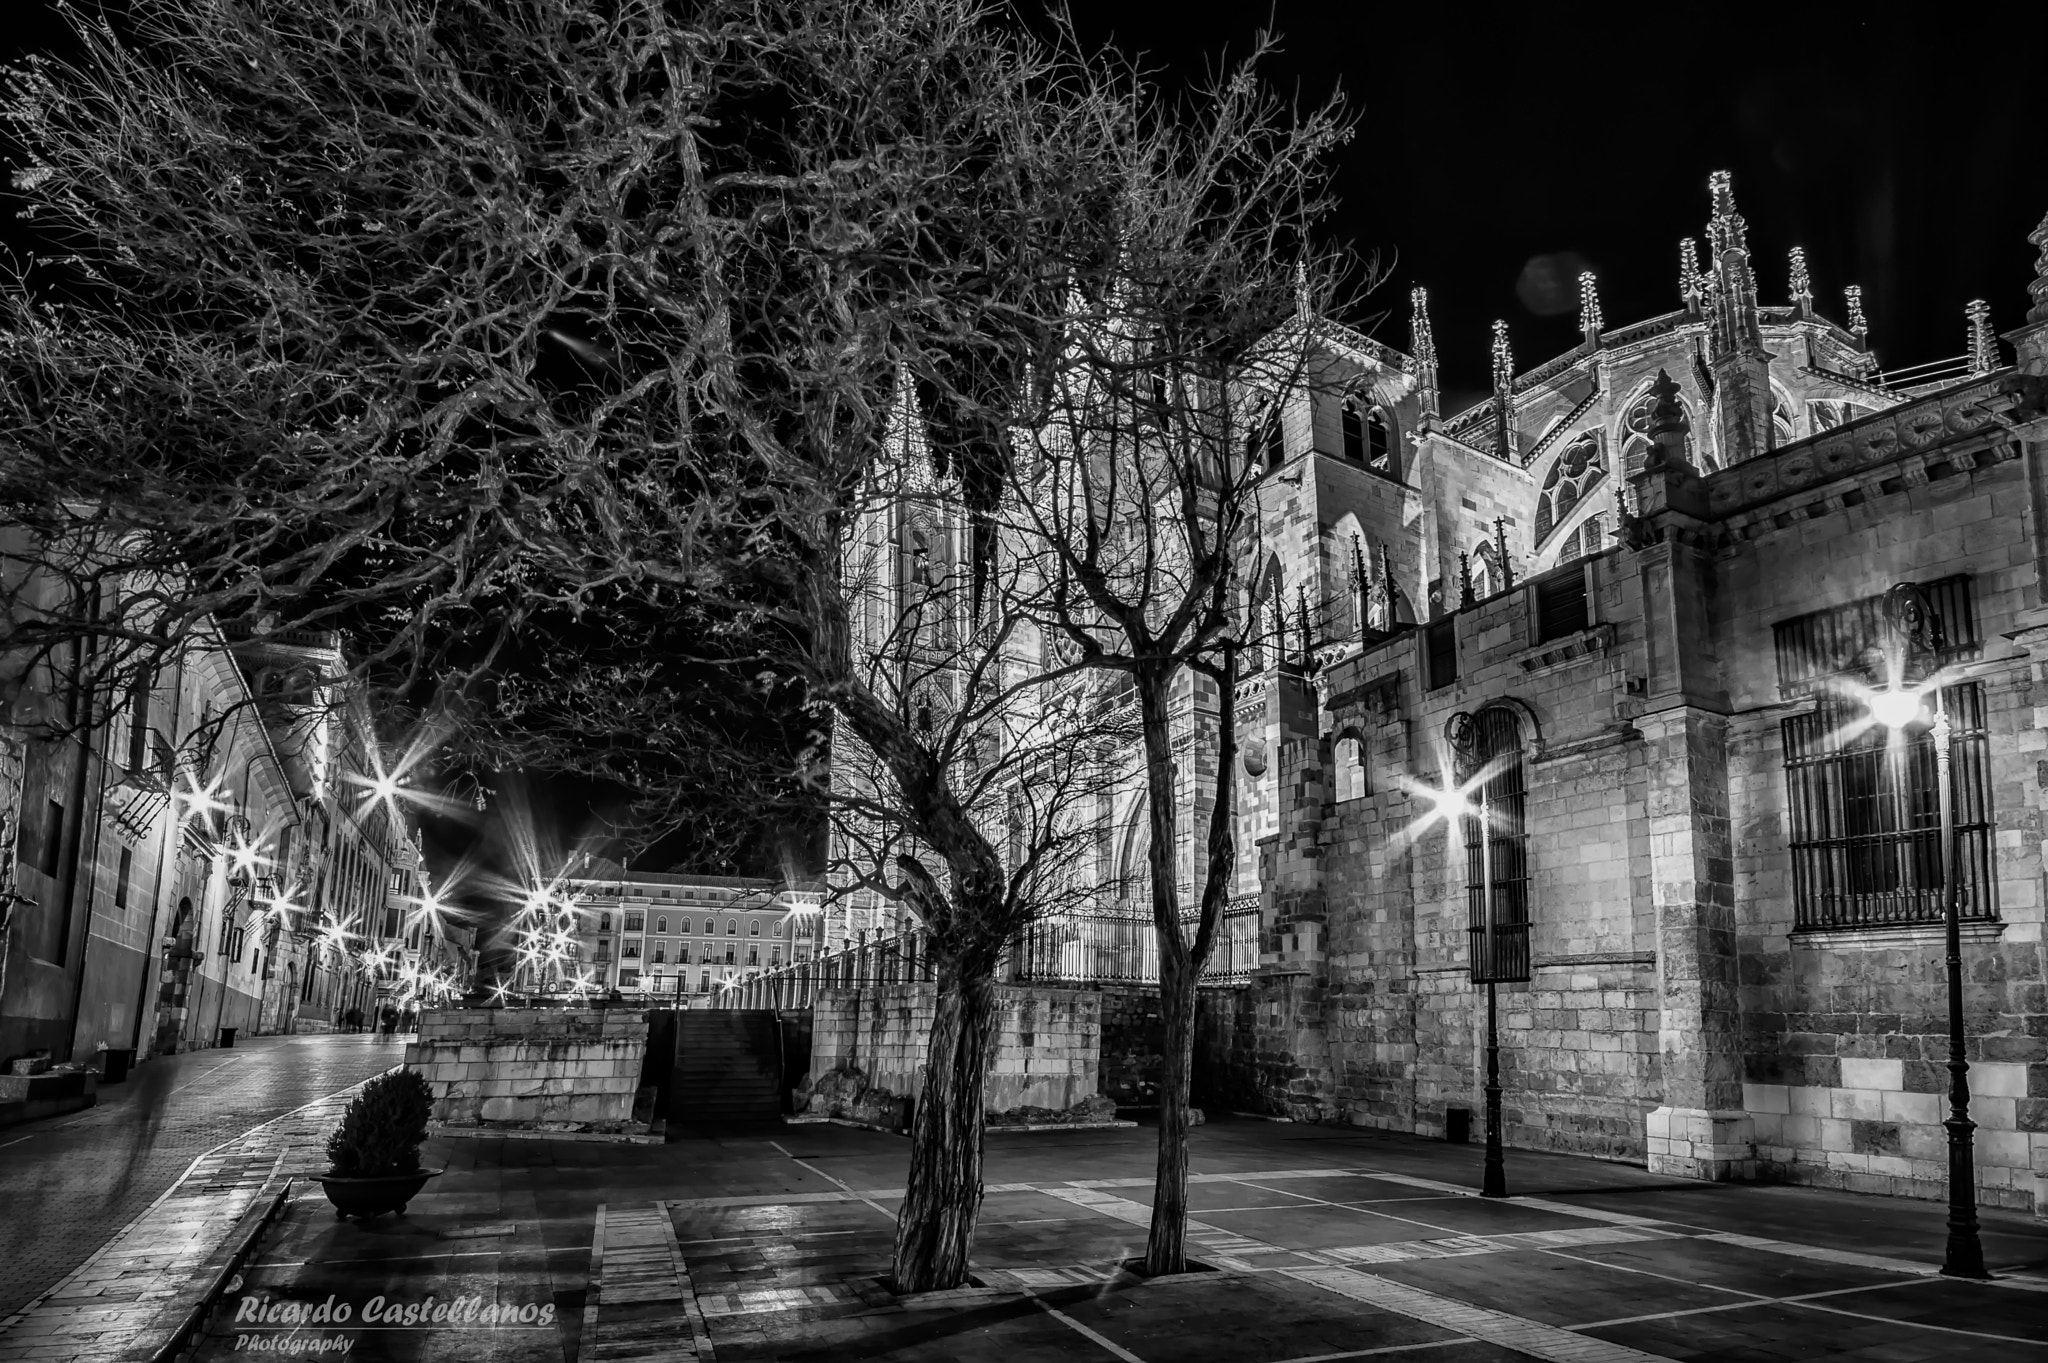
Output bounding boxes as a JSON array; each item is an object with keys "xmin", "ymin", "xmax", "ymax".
[{"xmin": 316, "ymin": 1169, "xmax": 441, "ymax": 1220}]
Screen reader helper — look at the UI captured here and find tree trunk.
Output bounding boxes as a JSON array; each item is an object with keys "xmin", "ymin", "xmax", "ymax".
[
  {"xmin": 1144, "ymin": 952, "xmax": 1198, "ymax": 1276},
  {"xmin": 890, "ymin": 960, "xmax": 997, "ymax": 1293}
]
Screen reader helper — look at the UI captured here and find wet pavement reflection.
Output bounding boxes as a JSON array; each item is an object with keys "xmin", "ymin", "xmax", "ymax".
[{"xmin": 0, "ymin": 1032, "xmax": 405, "ymax": 1321}]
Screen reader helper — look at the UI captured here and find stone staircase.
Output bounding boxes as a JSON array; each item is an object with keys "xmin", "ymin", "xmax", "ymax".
[{"xmin": 669, "ymin": 1012, "xmax": 785, "ymax": 1128}]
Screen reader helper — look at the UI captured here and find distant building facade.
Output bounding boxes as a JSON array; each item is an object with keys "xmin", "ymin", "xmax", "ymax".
[
  {"xmin": 547, "ymin": 861, "xmax": 821, "ymax": 1001},
  {"xmin": 0, "ymin": 604, "xmax": 468, "ymax": 1071}
]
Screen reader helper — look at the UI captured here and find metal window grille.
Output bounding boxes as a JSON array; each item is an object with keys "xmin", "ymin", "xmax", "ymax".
[
  {"xmin": 1463, "ymin": 707, "xmax": 1531, "ymax": 983},
  {"xmin": 1007, "ymin": 899, "xmax": 1262, "ymax": 987},
  {"xmin": 1773, "ymin": 576, "xmax": 1977, "ymax": 698},
  {"xmin": 1534, "ymin": 567, "xmax": 1589, "ymax": 643},
  {"xmin": 1783, "ymin": 682, "xmax": 1995, "ymax": 931}
]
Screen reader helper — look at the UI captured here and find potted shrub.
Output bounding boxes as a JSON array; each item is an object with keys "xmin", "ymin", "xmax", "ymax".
[{"xmin": 316, "ymin": 1069, "xmax": 440, "ymax": 1220}]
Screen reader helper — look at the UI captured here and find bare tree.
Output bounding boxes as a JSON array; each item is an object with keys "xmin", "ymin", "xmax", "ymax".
[{"xmin": 1000, "ymin": 50, "xmax": 1355, "ymax": 1274}]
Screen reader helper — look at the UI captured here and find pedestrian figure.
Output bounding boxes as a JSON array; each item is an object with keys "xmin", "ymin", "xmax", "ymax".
[
  {"xmin": 344, "ymin": 1006, "xmax": 362, "ymax": 1033},
  {"xmin": 380, "ymin": 1006, "xmax": 398, "ymax": 1036}
]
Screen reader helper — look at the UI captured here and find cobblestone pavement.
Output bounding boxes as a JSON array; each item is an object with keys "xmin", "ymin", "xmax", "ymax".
[
  {"xmin": 177, "ymin": 1116, "xmax": 2048, "ymax": 1362},
  {"xmin": 0, "ymin": 1032, "xmax": 407, "ymax": 1323}
]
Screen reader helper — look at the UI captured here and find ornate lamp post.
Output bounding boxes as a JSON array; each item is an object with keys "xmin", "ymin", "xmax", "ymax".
[
  {"xmin": 1447, "ymin": 711, "xmax": 1529, "ymax": 1199},
  {"xmin": 1874, "ymin": 584, "xmax": 1986, "ymax": 1279}
]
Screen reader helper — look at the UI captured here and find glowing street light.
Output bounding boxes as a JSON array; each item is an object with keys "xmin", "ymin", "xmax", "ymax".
[{"xmin": 1871, "ymin": 583, "xmax": 1984, "ymax": 1280}]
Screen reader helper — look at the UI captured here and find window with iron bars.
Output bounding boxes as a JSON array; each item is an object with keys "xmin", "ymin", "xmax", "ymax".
[
  {"xmin": 1461, "ymin": 706, "xmax": 1531, "ymax": 983},
  {"xmin": 1782, "ymin": 683, "xmax": 1995, "ymax": 931}
]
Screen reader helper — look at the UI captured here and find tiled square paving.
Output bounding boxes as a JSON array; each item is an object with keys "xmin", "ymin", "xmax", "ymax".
[
  {"xmin": 1583, "ymin": 1300, "xmax": 2048, "ymax": 1363},
  {"xmin": 1052, "ymin": 1271, "xmax": 1467, "ymax": 1362}
]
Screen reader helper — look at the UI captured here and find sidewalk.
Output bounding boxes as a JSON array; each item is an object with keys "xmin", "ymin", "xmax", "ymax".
[
  {"xmin": 0, "ymin": 1066, "xmax": 392, "ymax": 1361},
  {"xmin": 182, "ymin": 1116, "xmax": 2048, "ymax": 1362}
]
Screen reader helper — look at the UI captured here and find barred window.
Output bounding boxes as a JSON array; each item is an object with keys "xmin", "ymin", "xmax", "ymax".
[
  {"xmin": 1782, "ymin": 683, "xmax": 1995, "ymax": 931},
  {"xmin": 1462, "ymin": 707, "xmax": 1530, "ymax": 983}
]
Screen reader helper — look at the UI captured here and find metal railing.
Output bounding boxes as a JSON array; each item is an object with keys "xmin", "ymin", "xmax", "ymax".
[
  {"xmin": 711, "ymin": 898, "xmax": 1265, "ymax": 1010},
  {"xmin": 1008, "ymin": 900, "xmax": 1262, "ymax": 987}
]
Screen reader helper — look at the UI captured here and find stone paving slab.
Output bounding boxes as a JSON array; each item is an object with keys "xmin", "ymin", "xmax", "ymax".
[
  {"xmin": 0, "ymin": 1034, "xmax": 408, "ymax": 1323},
  {"xmin": 0, "ymin": 1067, "xmax": 386, "ymax": 1362}
]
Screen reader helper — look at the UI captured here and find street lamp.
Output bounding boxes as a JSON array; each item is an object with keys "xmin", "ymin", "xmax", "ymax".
[
  {"xmin": 1406, "ymin": 725, "xmax": 1521, "ymax": 1200},
  {"xmin": 1871, "ymin": 583, "xmax": 1986, "ymax": 1279}
]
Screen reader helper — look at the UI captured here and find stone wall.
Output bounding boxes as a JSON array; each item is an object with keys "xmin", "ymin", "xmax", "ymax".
[
  {"xmin": 802, "ymin": 983, "xmax": 1101, "ymax": 1114},
  {"xmin": 1199, "ymin": 396, "xmax": 2048, "ymax": 1215},
  {"xmin": 1099, "ymin": 985, "xmax": 1163, "ymax": 1106},
  {"xmin": 406, "ymin": 1008, "xmax": 648, "ymax": 1132}
]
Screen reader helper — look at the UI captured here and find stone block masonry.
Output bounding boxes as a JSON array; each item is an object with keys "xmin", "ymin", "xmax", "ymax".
[
  {"xmin": 802, "ymin": 983, "xmax": 1101, "ymax": 1115},
  {"xmin": 406, "ymin": 1008, "xmax": 649, "ymax": 1132}
]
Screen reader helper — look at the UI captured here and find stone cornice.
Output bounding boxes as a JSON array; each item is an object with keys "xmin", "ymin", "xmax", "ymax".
[{"xmin": 1701, "ymin": 370, "xmax": 2048, "ymax": 519}]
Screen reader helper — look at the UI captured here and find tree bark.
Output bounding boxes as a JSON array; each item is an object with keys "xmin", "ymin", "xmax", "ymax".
[
  {"xmin": 890, "ymin": 959, "xmax": 997, "ymax": 1292},
  {"xmin": 1144, "ymin": 949, "xmax": 1198, "ymax": 1275}
]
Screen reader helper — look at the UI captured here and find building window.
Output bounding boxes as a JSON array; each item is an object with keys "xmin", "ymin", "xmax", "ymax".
[
  {"xmin": 678, "ymin": 945, "xmax": 690, "ymax": 965},
  {"xmin": 678, "ymin": 917, "xmax": 691, "ymax": 934},
  {"xmin": 1534, "ymin": 566, "xmax": 1590, "ymax": 643},
  {"xmin": 620, "ymin": 969, "xmax": 639, "ymax": 988},
  {"xmin": 1460, "ymin": 706, "xmax": 1530, "ymax": 982},
  {"xmin": 747, "ymin": 946, "xmax": 759, "ymax": 966},
  {"xmin": 726, "ymin": 918, "xmax": 738, "ymax": 935},
  {"xmin": 653, "ymin": 943, "xmax": 666, "ymax": 964},
  {"xmin": 656, "ymin": 915, "xmax": 668, "ymax": 933},
  {"xmin": 114, "ymin": 846, "xmax": 132, "ymax": 911},
  {"xmin": 748, "ymin": 919, "xmax": 760, "ymax": 937},
  {"xmin": 1333, "ymin": 731, "xmax": 1369, "ymax": 801},
  {"xmin": 624, "ymin": 911, "xmax": 644, "ymax": 932},
  {"xmin": 1426, "ymin": 618, "xmax": 1458, "ymax": 690},
  {"xmin": 1534, "ymin": 436, "xmax": 1605, "ymax": 547},
  {"xmin": 1341, "ymin": 398, "xmax": 1365, "ymax": 462},
  {"xmin": 1773, "ymin": 577, "xmax": 1978, "ymax": 699},
  {"xmin": 599, "ymin": 912, "xmax": 611, "ymax": 931},
  {"xmin": 595, "ymin": 939, "xmax": 611, "ymax": 962},
  {"xmin": 724, "ymin": 948, "xmax": 736, "ymax": 966},
  {"xmin": 1782, "ymin": 683, "xmax": 1994, "ymax": 931},
  {"xmin": 771, "ymin": 946, "xmax": 782, "ymax": 967},
  {"xmin": 1367, "ymin": 409, "xmax": 1392, "ymax": 470},
  {"xmin": 699, "ymin": 972, "xmax": 711, "ymax": 993},
  {"xmin": 623, "ymin": 940, "xmax": 640, "ymax": 959}
]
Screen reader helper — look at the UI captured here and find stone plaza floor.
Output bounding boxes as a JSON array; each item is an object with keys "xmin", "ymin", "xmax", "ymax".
[{"xmin": 184, "ymin": 1114, "xmax": 2048, "ymax": 1362}]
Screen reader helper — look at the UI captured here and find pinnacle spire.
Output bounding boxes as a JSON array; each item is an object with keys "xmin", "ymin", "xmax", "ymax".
[
  {"xmin": 1409, "ymin": 285, "xmax": 1439, "ymax": 422},
  {"xmin": 1967, "ymin": 300, "xmax": 1997, "ymax": 375},
  {"xmin": 1410, "ymin": 286, "xmax": 1438, "ymax": 371},
  {"xmin": 1680, "ymin": 238, "xmax": 1705, "ymax": 310},
  {"xmin": 1294, "ymin": 255, "xmax": 1311, "ymax": 320},
  {"xmin": 1707, "ymin": 170, "xmax": 1749, "ymax": 259},
  {"xmin": 1788, "ymin": 246, "xmax": 1813, "ymax": 310},
  {"xmin": 1490, "ymin": 320, "xmax": 1515, "ymax": 463},
  {"xmin": 1578, "ymin": 271, "xmax": 1603, "ymax": 340},
  {"xmin": 1844, "ymin": 284, "xmax": 1868, "ymax": 341}
]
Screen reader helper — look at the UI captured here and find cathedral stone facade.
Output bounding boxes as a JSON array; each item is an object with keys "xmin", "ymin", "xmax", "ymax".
[
  {"xmin": 831, "ymin": 171, "xmax": 2048, "ymax": 1215},
  {"xmin": 1208, "ymin": 175, "xmax": 2048, "ymax": 1214}
]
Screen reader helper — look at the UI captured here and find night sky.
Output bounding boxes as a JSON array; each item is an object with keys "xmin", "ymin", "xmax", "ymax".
[{"xmin": 4, "ymin": 2, "xmax": 2044, "ymax": 883}]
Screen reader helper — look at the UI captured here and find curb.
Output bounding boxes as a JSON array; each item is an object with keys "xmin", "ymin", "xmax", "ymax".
[{"xmin": 129, "ymin": 1178, "xmax": 294, "ymax": 1363}]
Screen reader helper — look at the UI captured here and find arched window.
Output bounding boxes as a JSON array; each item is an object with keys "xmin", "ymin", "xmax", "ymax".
[
  {"xmin": 1534, "ymin": 436, "xmax": 1604, "ymax": 548},
  {"xmin": 1470, "ymin": 542, "xmax": 1499, "ymax": 600},
  {"xmin": 1367, "ymin": 409, "xmax": 1392, "ymax": 470},
  {"xmin": 1334, "ymin": 731, "xmax": 1369, "ymax": 802},
  {"xmin": 656, "ymin": 915, "xmax": 668, "ymax": 934},
  {"xmin": 1341, "ymin": 399, "xmax": 1364, "ymax": 462},
  {"xmin": 1261, "ymin": 405, "xmax": 1285, "ymax": 470},
  {"xmin": 1453, "ymin": 706, "xmax": 1530, "ymax": 983},
  {"xmin": 726, "ymin": 918, "xmax": 739, "ymax": 935}
]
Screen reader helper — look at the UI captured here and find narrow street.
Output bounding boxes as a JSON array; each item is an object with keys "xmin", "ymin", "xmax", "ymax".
[{"xmin": 0, "ymin": 1032, "xmax": 405, "ymax": 1322}]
